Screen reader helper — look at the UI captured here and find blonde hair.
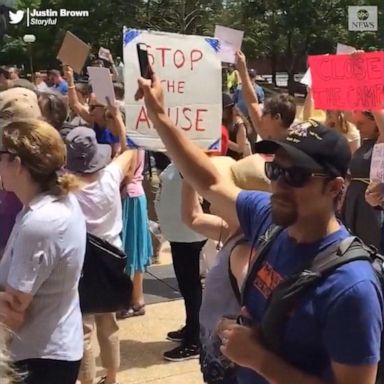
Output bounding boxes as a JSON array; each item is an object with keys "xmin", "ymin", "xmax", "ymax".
[
  {"xmin": 2, "ymin": 119, "xmax": 78, "ymax": 196},
  {"xmin": 0, "ymin": 327, "xmax": 17, "ymax": 383}
]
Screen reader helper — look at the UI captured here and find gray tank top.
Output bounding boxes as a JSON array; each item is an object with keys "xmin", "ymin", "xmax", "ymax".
[{"xmin": 199, "ymin": 233, "xmax": 246, "ymax": 382}]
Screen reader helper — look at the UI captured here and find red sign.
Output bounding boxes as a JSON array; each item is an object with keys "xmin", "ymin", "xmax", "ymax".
[{"xmin": 308, "ymin": 52, "xmax": 384, "ymax": 110}]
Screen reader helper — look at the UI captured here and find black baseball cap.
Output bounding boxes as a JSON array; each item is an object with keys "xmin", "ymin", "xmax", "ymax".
[{"xmin": 254, "ymin": 120, "xmax": 351, "ymax": 177}]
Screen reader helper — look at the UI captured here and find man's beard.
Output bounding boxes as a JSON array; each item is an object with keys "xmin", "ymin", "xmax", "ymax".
[{"xmin": 270, "ymin": 193, "xmax": 298, "ymax": 228}]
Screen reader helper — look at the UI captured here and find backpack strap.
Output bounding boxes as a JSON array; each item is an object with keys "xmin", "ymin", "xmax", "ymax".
[
  {"xmin": 241, "ymin": 224, "xmax": 283, "ymax": 305},
  {"xmin": 309, "ymin": 236, "xmax": 373, "ymax": 276},
  {"xmin": 260, "ymin": 236, "xmax": 375, "ymax": 355}
]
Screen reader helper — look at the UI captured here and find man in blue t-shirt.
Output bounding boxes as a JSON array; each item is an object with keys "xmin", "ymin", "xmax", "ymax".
[
  {"xmin": 136, "ymin": 74, "xmax": 383, "ymax": 384},
  {"xmin": 233, "ymin": 69, "xmax": 265, "ymax": 117},
  {"xmin": 49, "ymin": 69, "xmax": 68, "ymax": 96}
]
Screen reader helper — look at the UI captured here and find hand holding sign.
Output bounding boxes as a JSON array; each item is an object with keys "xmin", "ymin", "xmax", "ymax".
[
  {"xmin": 57, "ymin": 31, "xmax": 90, "ymax": 73},
  {"xmin": 87, "ymin": 67, "xmax": 115, "ymax": 105},
  {"xmin": 136, "ymin": 72, "xmax": 166, "ymax": 124},
  {"xmin": 63, "ymin": 64, "xmax": 74, "ymax": 83},
  {"xmin": 235, "ymin": 50, "xmax": 247, "ymax": 74},
  {"xmin": 215, "ymin": 25, "xmax": 244, "ymax": 64},
  {"xmin": 98, "ymin": 47, "xmax": 112, "ymax": 63},
  {"xmin": 124, "ymin": 28, "xmax": 221, "ymax": 151}
]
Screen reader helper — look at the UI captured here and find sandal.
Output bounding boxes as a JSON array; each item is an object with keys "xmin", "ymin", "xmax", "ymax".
[{"xmin": 117, "ymin": 304, "xmax": 146, "ymax": 319}]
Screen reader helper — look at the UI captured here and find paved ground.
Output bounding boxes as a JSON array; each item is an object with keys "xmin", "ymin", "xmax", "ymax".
[{"xmin": 92, "ymin": 241, "xmax": 203, "ymax": 384}]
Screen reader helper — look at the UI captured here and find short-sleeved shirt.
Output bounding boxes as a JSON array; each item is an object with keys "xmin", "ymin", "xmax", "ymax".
[
  {"xmin": 74, "ymin": 163, "xmax": 124, "ymax": 248},
  {"xmin": 52, "ymin": 79, "xmax": 69, "ymax": 95},
  {"xmin": 0, "ymin": 193, "xmax": 86, "ymax": 362},
  {"xmin": 234, "ymin": 84, "xmax": 265, "ymax": 117},
  {"xmin": 93, "ymin": 124, "xmax": 120, "ymax": 146},
  {"xmin": 235, "ymin": 191, "xmax": 383, "ymax": 384}
]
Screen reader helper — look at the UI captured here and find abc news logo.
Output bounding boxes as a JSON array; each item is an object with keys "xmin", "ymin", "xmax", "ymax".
[{"xmin": 348, "ymin": 6, "xmax": 378, "ymax": 31}]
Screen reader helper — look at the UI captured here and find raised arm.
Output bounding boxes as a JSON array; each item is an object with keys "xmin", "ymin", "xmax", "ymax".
[
  {"xmin": 106, "ymin": 98, "xmax": 127, "ymax": 153},
  {"xmin": 181, "ymin": 181, "xmax": 230, "ymax": 241},
  {"xmin": 136, "ymin": 74, "xmax": 241, "ymax": 228},
  {"xmin": 235, "ymin": 51, "xmax": 263, "ymax": 134},
  {"xmin": 303, "ymin": 87, "xmax": 314, "ymax": 121},
  {"xmin": 64, "ymin": 65, "xmax": 93, "ymax": 125}
]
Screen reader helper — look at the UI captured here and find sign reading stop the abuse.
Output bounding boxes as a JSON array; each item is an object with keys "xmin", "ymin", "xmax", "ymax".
[
  {"xmin": 309, "ymin": 52, "xmax": 384, "ymax": 111},
  {"xmin": 123, "ymin": 28, "xmax": 222, "ymax": 151}
]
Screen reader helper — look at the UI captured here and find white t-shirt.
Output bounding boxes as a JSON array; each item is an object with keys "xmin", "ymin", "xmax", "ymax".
[
  {"xmin": 155, "ymin": 163, "xmax": 206, "ymax": 243},
  {"xmin": 74, "ymin": 163, "xmax": 124, "ymax": 248},
  {"xmin": 0, "ymin": 193, "xmax": 86, "ymax": 362}
]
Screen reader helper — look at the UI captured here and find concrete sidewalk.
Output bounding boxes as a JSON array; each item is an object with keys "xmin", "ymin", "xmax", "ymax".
[
  {"xmin": 116, "ymin": 300, "xmax": 202, "ymax": 384},
  {"xmin": 93, "ymin": 241, "xmax": 204, "ymax": 383}
]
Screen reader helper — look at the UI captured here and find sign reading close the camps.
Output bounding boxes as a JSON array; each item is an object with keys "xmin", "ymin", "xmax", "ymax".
[
  {"xmin": 309, "ymin": 52, "xmax": 384, "ymax": 111},
  {"xmin": 123, "ymin": 28, "xmax": 222, "ymax": 151}
]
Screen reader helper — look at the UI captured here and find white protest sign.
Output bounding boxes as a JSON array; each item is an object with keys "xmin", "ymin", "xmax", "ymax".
[
  {"xmin": 214, "ymin": 25, "xmax": 244, "ymax": 64},
  {"xmin": 336, "ymin": 43, "xmax": 356, "ymax": 54},
  {"xmin": 123, "ymin": 28, "xmax": 222, "ymax": 151},
  {"xmin": 87, "ymin": 67, "xmax": 115, "ymax": 105},
  {"xmin": 98, "ymin": 47, "xmax": 111, "ymax": 62},
  {"xmin": 300, "ymin": 68, "xmax": 312, "ymax": 86},
  {"xmin": 370, "ymin": 143, "xmax": 384, "ymax": 182}
]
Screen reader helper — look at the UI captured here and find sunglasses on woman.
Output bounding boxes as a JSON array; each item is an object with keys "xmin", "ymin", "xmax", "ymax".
[{"xmin": 265, "ymin": 161, "xmax": 329, "ymax": 188}]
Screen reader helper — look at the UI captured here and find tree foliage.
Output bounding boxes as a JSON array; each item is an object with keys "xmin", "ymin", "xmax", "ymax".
[{"xmin": 0, "ymin": 0, "xmax": 382, "ymax": 92}]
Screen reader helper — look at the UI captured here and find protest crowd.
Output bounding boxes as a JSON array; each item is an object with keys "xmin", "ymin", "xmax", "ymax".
[{"xmin": 1, "ymin": 24, "xmax": 384, "ymax": 384}]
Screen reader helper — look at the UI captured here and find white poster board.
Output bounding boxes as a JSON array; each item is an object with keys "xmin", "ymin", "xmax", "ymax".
[
  {"xmin": 370, "ymin": 143, "xmax": 384, "ymax": 182},
  {"xmin": 214, "ymin": 25, "xmax": 244, "ymax": 64},
  {"xmin": 123, "ymin": 28, "xmax": 222, "ymax": 151},
  {"xmin": 336, "ymin": 43, "xmax": 356, "ymax": 54},
  {"xmin": 300, "ymin": 68, "xmax": 312, "ymax": 86},
  {"xmin": 87, "ymin": 67, "xmax": 115, "ymax": 105},
  {"xmin": 98, "ymin": 47, "xmax": 111, "ymax": 62}
]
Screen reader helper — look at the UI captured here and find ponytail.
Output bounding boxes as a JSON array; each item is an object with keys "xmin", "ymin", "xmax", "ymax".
[{"xmin": 44, "ymin": 172, "xmax": 79, "ymax": 196}]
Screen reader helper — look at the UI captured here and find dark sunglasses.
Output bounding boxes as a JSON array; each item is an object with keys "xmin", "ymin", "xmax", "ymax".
[{"xmin": 265, "ymin": 161, "xmax": 329, "ymax": 188}]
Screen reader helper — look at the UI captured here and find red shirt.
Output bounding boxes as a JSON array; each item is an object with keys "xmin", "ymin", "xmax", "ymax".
[{"xmin": 221, "ymin": 125, "xmax": 229, "ymax": 155}]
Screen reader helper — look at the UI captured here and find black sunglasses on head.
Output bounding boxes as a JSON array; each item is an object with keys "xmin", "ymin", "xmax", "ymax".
[{"xmin": 265, "ymin": 161, "xmax": 329, "ymax": 188}]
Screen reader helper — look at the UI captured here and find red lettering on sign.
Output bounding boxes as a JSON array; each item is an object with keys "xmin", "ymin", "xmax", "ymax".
[
  {"xmin": 178, "ymin": 81, "xmax": 185, "ymax": 94},
  {"xmin": 190, "ymin": 50, "xmax": 203, "ymax": 71},
  {"xmin": 181, "ymin": 108, "xmax": 192, "ymax": 131},
  {"xmin": 156, "ymin": 47, "xmax": 172, "ymax": 67},
  {"xmin": 195, "ymin": 108, "xmax": 207, "ymax": 131},
  {"xmin": 136, "ymin": 107, "xmax": 151, "ymax": 130},
  {"xmin": 174, "ymin": 50, "xmax": 186, "ymax": 69}
]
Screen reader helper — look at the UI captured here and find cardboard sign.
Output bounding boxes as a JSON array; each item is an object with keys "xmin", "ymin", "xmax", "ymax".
[
  {"xmin": 308, "ymin": 52, "xmax": 384, "ymax": 111},
  {"xmin": 87, "ymin": 67, "xmax": 115, "ymax": 105},
  {"xmin": 98, "ymin": 47, "xmax": 111, "ymax": 62},
  {"xmin": 123, "ymin": 28, "xmax": 222, "ymax": 151},
  {"xmin": 370, "ymin": 143, "xmax": 384, "ymax": 182},
  {"xmin": 336, "ymin": 43, "xmax": 356, "ymax": 55},
  {"xmin": 300, "ymin": 68, "xmax": 312, "ymax": 86},
  {"xmin": 214, "ymin": 25, "xmax": 244, "ymax": 64},
  {"xmin": 57, "ymin": 31, "xmax": 90, "ymax": 73}
]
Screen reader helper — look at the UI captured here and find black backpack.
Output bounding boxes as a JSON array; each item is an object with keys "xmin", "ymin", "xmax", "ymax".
[{"xmin": 242, "ymin": 225, "xmax": 384, "ymax": 384}]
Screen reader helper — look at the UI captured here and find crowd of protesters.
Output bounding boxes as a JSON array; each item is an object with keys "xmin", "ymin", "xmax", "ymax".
[{"xmin": 0, "ymin": 44, "xmax": 383, "ymax": 384}]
